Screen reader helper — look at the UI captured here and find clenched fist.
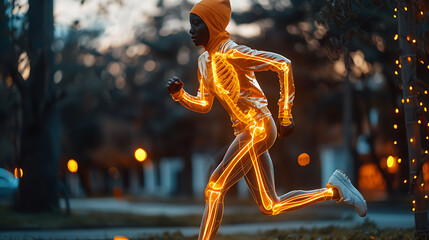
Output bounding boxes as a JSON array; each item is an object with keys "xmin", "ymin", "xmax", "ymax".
[{"xmin": 166, "ymin": 76, "xmax": 184, "ymax": 94}]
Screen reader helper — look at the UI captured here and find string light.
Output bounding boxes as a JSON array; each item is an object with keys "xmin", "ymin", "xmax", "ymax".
[
  {"xmin": 421, "ymin": 183, "xmax": 425, "ymax": 187},
  {"xmin": 394, "ymin": 141, "xmax": 398, "ymax": 145},
  {"xmin": 413, "ymin": 159, "xmax": 416, "ymax": 163},
  {"xmin": 391, "ymin": 6, "xmax": 429, "ymax": 207}
]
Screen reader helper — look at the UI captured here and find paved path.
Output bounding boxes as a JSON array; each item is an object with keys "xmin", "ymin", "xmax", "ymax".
[
  {"xmin": 61, "ymin": 198, "xmax": 207, "ymax": 216},
  {"xmin": 1, "ymin": 198, "xmax": 414, "ymax": 240}
]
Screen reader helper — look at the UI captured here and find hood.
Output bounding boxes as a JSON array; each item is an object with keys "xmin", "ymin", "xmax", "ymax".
[{"xmin": 190, "ymin": 0, "xmax": 231, "ymax": 54}]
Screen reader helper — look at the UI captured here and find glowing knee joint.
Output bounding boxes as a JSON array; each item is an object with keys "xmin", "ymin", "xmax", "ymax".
[{"xmin": 205, "ymin": 184, "xmax": 223, "ymax": 202}]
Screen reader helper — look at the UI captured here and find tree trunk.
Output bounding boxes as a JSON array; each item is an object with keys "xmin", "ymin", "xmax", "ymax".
[
  {"xmin": 397, "ymin": 0, "xmax": 429, "ymax": 235},
  {"xmin": 343, "ymin": 50, "xmax": 355, "ymax": 182},
  {"xmin": 17, "ymin": 0, "xmax": 61, "ymax": 212}
]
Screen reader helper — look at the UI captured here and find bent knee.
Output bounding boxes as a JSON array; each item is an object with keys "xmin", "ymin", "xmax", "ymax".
[{"xmin": 204, "ymin": 185, "xmax": 224, "ymax": 201}]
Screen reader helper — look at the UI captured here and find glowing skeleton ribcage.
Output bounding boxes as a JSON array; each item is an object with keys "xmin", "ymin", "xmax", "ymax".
[
  {"xmin": 211, "ymin": 53, "xmax": 240, "ymax": 103},
  {"xmin": 211, "ymin": 53, "xmax": 257, "ymax": 126}
]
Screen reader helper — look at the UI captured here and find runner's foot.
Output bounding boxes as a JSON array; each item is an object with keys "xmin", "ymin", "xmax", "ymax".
[{"xmin": 326, "ymin": 169, "xmax": 367, "ymax": 217}]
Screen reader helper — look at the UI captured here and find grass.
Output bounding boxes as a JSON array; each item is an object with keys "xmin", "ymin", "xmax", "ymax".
[{"xmin": 133, "ymin": 221, "xmax": 414, "ymax": 240}]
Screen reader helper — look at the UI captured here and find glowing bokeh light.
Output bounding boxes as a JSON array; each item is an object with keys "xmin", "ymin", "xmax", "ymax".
[
  {"xmin": 135, "ymin": 148, "xmax": 147, "ymax": 162},
  {"xmin": 297, "ymin": 153, "xmax": 310, "ymax": 166},
  {"xmin": 67, "ymin": 159, "xmax": 78, "ymax": 173},
  {"xmin": 14, "ymin": 168, "xmax": 23, "ymax": 178},
  {"xmin": 114, "ymin": 236, "xmax": 129, "ymax": 240},
  {"xmin": 387, "ymin": 156, "xmax": 394, "ymax": 168}
]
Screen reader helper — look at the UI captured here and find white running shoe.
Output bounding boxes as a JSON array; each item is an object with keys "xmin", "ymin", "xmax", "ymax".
[{"xmin": 326, "ymin": 169, "xmax": 367, "ymax": 217}]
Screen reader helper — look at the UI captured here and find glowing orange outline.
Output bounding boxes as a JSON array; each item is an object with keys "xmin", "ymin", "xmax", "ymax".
[
  {"xmin": 227, "ymin": 49, "xmax": 292, "ymax": 126},
  {"xmin": 173, "ymin": 75, "xmax": 213, "ymax": 113},
  {"xmin": 182, "ymin": 76, "xmax": 209, "ymax": 107},
  {"xmin": 195, "ymin": 52, "xmax": 333, "ymax": 239},
  {"xmin": 172, "ymin": 49, "xmax": 333, "ymax": 240}
]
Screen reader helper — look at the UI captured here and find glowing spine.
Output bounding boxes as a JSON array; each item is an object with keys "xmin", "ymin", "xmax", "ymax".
[{"xmin": 174, "ymin": 48, "xmax": 333, "ymax": 240}]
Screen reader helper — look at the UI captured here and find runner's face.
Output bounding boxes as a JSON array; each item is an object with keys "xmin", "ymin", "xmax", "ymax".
[{"xmin": 189, "ymin": 13, "xmax": 209, "ymax": 47}]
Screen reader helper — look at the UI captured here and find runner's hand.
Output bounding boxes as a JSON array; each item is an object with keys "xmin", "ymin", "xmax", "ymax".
[
  {"xmin": 276, "ymin": 118, "xmax": 294, "ymax": 138},
  {"xmin": 166, "ymin": 76, "xmax": 184, "ymax": 94}
]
